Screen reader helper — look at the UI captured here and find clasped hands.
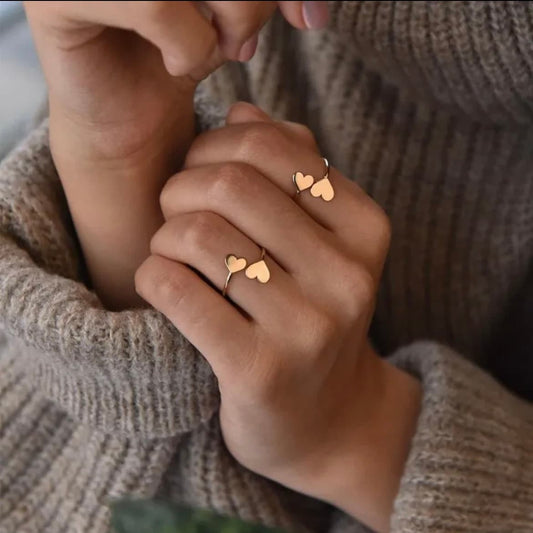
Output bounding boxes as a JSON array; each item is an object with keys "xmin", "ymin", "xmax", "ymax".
[{"xmin": 135, "ymin": 102, "xmax": 421, "ymax": 533}]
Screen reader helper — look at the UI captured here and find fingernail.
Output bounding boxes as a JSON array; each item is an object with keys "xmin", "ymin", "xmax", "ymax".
[
  {"xmin": 303, "ymin": 1, "xmax": 329, "ymax": 30},
  {"xmin": 238, "ymin": 34, "xmax": 259, "ymax": 62}
]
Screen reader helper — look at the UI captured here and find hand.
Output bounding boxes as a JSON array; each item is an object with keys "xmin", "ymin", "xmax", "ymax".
[
  {"xmin": 135, "ymin": 103, "xmax": 421, "ymax": 532},
  {"xmin": 24, "ymin": 1, "xmax": 311, "ymax": 163},
  {"xmin": 24, "ymin": 1, "xmax": 325, "ymax": 308}
]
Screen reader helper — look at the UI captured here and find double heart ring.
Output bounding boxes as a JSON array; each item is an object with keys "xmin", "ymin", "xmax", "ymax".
[
  {"xmin": 223, "ymin": 156, "xmax": 333, "ymax": 298},
  {"xmin": 292, "ymin": 157, "xmax": 335, "ymax": 202},
  {"xmin": 223, "ymin": 247, "xmax": 271, "ymax": 298}
]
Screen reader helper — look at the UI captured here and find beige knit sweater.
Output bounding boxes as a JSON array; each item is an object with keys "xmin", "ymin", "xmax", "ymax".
[{"xmin": 2, "ymin": 2, "xmax": 533, "ymax": 532}]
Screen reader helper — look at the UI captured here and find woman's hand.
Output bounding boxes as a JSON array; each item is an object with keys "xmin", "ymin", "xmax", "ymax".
[
  {"xmin": 25, "ymin": 1, "xmax": 313, "ymax": 159},
  {"xmin": 135, "ymin": 103, "xmax": 421, "ymax": 532},
  {"xmin": 24, "ymin": 1, "xmax": 326, "ymax": 309}
]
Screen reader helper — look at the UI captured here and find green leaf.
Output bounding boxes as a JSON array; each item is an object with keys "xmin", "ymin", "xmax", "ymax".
[{"xmin": 110, "ymin": 499, "xmax": 288, "ymax": 533}]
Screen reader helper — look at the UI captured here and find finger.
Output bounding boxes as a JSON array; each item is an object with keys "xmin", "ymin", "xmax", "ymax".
[
  {"xmin": 278, "ymin": 1, "xmax": 329, "ymax": 30},
  {"xmin": 236, "ymin": 34, "xmax": 259, "ymax": 63},
  {"xmin": 158, "ymin": 167, "xmax": 379, "ymax": 326},
  {"xmin": 135, "ymin": 254, "xmax": 252, "ymax": 376},
  {"xmin": 135, "ymin": 2, "xmax": 220, "ymax": 78},
  {"xmin": 184, "ymin": 122, "xmax": 388, "ymax": 273},
  {"xmin": 150, "ymin": 212, "xmax": 301, "ymax": 331},
  {"xmin": 28, "ymin": 1, "xmax": 220, "ymax": 78},
  {"xmin": 205, "ymin": 1, "xmax": 277, "ymax": 60},
  {"xmin": 226, "ymin": 101, "xmax": 318, "ymax": 151},
  {"xmin": 226, "ymin": 101, "xmax": 272, "ymax": 124},
  {"xmin": 159, "ymin": 162, "xmax": 335, "ymax": 286}
]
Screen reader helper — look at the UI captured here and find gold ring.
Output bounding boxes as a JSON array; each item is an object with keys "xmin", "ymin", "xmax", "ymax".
[
  {"xmin": 223, "ymin": 247, "xmax": 271, "ymax": 298},
  {"xmin": 292, "ymin": 157, "xmax": 335, "ymax": 202}
]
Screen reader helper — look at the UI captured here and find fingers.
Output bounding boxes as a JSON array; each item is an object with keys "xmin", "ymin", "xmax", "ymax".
[
  {"xmin": 132, "ymin": 2, "xmax": 219, "ymax": 77},
  {"xmin": 185, "ymin": 121, "xmax": 332, "ymax": 227},
  {"xmin": 205, "ymin": 1, "xmax": 277, "ymax": 60},
  {"xmin": 158, "ymin": 164, "xmax": 378, "ymax": 332},
  {"xmin": 26, "ymin": 1, "xmax": 327, "ymax": 84},
  {"xmin": 27, "ymin": 1, "xmax": 220, "ymax": 78},
  {"xmin": 225, "ymin": 101, "xmax": 319, "ymax": 151},
  {"xmin": 205, "ymin": 2, "xmax": 324, "ymax": 60},
  {"xmin": 278, "ymin": 1, "xmax": 330, "ymax": 30},
  {"xmin": 189, "ymin": 106, "xmax": 391, "ymax": 279},
  {"xmin": 135, "ymin": 254, "xmax": 252, "ymax": 376},
  {"xmin": 185, "ymin": 120, "xmax": 389, "ymax": 273},
  {"xmin": 160, "ymin": 162, "xmax": 332, "ymax": 283},
  {"xmin": 149, "ymin": 212, "xmax": 300, "ymax": 330}
]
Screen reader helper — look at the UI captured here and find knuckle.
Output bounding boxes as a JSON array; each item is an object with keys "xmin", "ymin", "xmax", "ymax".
[
  {"xmin": 326, "ymin": 248, "xmax": 376, "ymax": 318},
  {"xmin": 156, "ymin": 272, "xmax": 188, "ymax": 314},
  {"xmin": 183, "ymin": 133, "xmax": 207, "ymax": 168},
  {"xmin": 135, "ymin": 255, "xmax": 186, "ymax": 309},
  {"xmin": 217, "ymin": 7, "xmax": 267, "ymax": 49},
  {"xmin": 226, "ymin": 102, "xmax": 262, "ymax": 124},
  {"xmin": 143, "ymin": 2, "xmax": 216, "ymax": 73},
  {"xmin": 289, "ymin": 122, "xmax": 317, "ymax": 147},
  {"xmin": 341, "ymin": 264, "xmax": 376, "ymax": 317},
  {"xmin": 159, "ymin": 174, "xmax": 180, "ymax": 218},
  {"xmin": 297, "ymin": 123, "xmax": 315, "ymax": 139},
  {"xmin": 237, "ymin": 123, "xmax": 284, "ymax": 161},
  {"xmin": 148, "ymin": 225, "xmax": 165, "ymax": 255},
  {"xmin": 208, "ymin": 162, "xmax": 251, "ymax": 204},
  {"xmin": 183, "ymin": 212, "xmax": 220, "ymax": 251},
  {"xmin": 300, "ymin": 127, "xmax": 317, "ymax": 147},
  {"xmin": 134, "ymin": 258, "xmax": 152, "ymax": 298},
  {"xmin": 300, "ymin": 308, "xmax": 337, "ymax": 354},
  {"xmin": 370, "ymin": 203, "xmax": 392, "ymax": 251}
]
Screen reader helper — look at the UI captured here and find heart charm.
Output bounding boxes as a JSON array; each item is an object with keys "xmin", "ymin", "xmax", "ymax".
[
  {"xmin": 245, "ymin": 260, "xmax": 271, "ymax": 283},
  {"xmin": 293, "ymin": 171, "xmax": 314, "ymax": 193},
  {"xmin": 310, "ymin": 177, "xmax": 335, "ymax": 202},
  {"xmin": 225, "ymin": 254, "xmax": 247, "ymax": 273}
]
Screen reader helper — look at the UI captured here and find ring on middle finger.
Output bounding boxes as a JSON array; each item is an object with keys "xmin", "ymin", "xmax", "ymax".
[
  {"xmin": 223, "ymin": 247, "xmax": 271, "ymax": 298},
  {"xmin": 292, "ymin": 157, "xmax": 335, "ymax": 202}
]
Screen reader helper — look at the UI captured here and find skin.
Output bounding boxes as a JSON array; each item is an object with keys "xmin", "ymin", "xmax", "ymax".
[
  {"xmin": 25, "ymin": 3, "xmax": 421, "ymax": 531},
  {"xmin": 136, "ymin": 102, "xmax": 422, "ymax": 533},
  {"xmin": 24, "ymin": 1, "xmax": 310, "ymax": 309}
]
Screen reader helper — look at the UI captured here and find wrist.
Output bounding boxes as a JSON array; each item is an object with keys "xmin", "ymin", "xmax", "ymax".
[
  {"xmin": 48, "ymin": 91, "xmax": 196, "ymax": 177},
  {"xmin": 47, "ymin": 92, "xmax": 196, "ymax": 309},
  {"xmin": 307, "ymin": 351, "xmax": 422, "ymax": 532}
]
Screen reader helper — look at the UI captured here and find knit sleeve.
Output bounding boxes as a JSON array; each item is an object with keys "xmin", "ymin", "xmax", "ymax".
[
  {"xmin": 329, "ymin": 341, "xmax": 533, "ymax": 532},
  {"xmin": 0, "ymin": 92, "xmax": 225, "ymax": 440}
]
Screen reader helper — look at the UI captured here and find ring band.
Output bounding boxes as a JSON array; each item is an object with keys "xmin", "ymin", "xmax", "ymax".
[
  {"xmin": 292, "ymin": 157, "xmax": 335, "ymax": 202},
  {"xmin": 223, "ymin": 247, "xmax": 271, "ymax": 298}
]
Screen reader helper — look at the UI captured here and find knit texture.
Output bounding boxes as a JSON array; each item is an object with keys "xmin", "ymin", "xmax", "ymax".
[{"xmin": 1, "ymin": 2, "xmax": 533, "ymax": 532}]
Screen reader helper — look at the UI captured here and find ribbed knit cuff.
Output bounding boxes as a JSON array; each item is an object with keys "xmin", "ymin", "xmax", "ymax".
[
  {"xmin": 0, "ymin": 94, "xmax": 225, "ymax": 439},
  {"xmin": 386, "ymin": 341, "xmax": 533, "ymax": 532}
]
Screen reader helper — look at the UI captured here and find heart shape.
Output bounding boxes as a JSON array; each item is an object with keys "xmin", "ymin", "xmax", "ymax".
[
  {"xmin": 310, "ymin": 177, "xmax": 335, "ymax": 202},
  {"xmin": 245, "ymin": 260, "xmax": 271, "ymax": 283},
  {"xmin": 225, "ymin": 255, "xmax": 247, "ymax": 273},
  {"xmin": 293, "ymin": 171, "xmax": 314, "ymax": 193}
]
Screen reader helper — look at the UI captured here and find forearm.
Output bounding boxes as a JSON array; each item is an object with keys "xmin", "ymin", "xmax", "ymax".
[{"xmin": 49, "ymin": 96, "xmax": 195, "ymax": 310}]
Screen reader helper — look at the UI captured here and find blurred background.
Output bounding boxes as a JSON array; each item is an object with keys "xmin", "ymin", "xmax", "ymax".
[{"xmin": 0, "ymin": 1, "xmax": 45, "ymax": 158}]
